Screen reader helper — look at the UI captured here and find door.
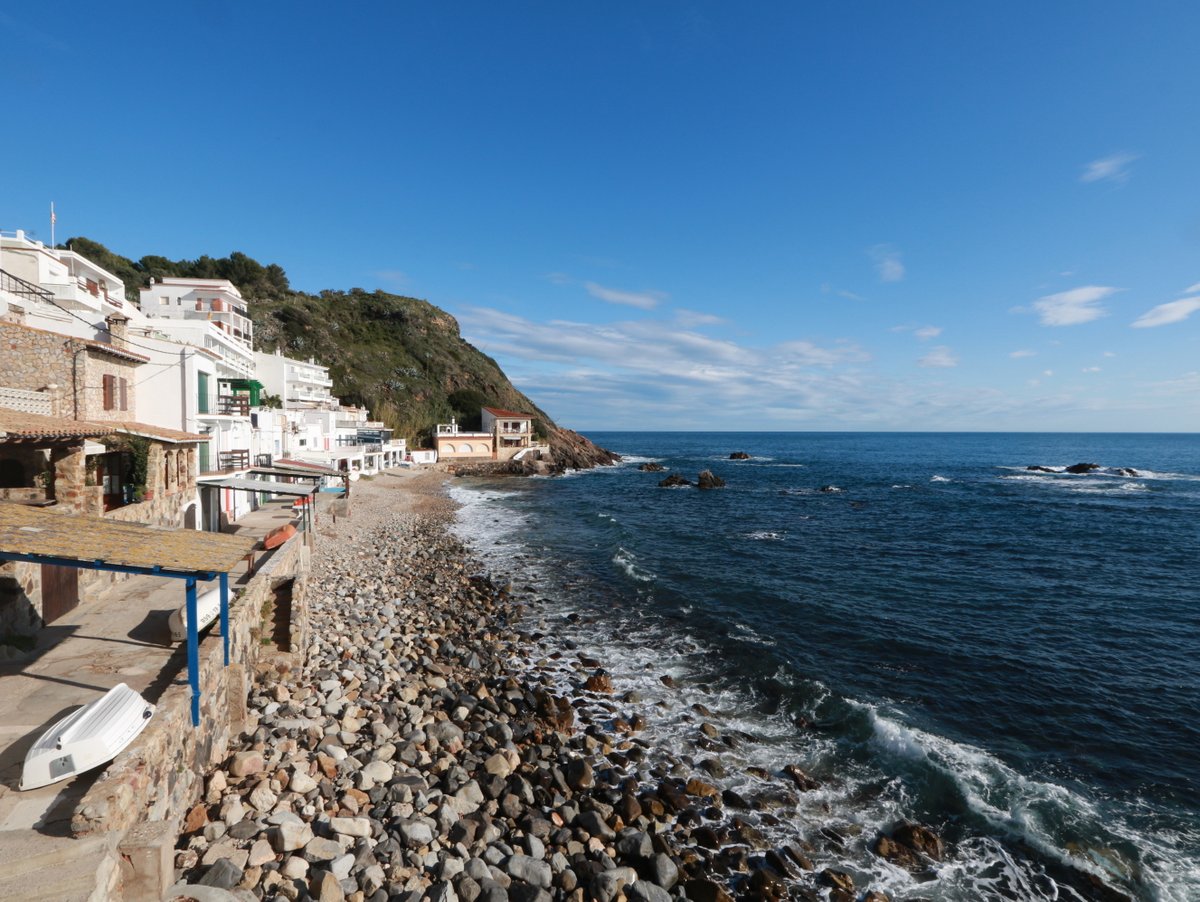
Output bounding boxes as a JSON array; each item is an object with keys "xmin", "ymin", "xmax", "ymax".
[{"xmin": 41, "ymin": 564, "xmax": 79, "ymax": 624}]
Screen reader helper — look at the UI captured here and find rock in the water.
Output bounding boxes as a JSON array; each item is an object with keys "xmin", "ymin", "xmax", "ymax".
[
  {"xmin": 1025, "ymin": 465, "xmax": 1057, "ymax": 473},
  {"xmin": 820, "ymin": 869, "xmax": 855, "ymax": 894},
  {"xmin": 696, "ymin": 470, "xmax": 726, "ymax": 490},
  {"xmin": 729, "ymin": 451, "xmax": 751, "ymax": 460},
  {"xmin": 1065, "ymin": 462, "xmax": 1101, "ymax": 474},
  {"xmin": 583, "ymin": 672, "xmax": 613, "ymax": 693},
  {"xmin": 891, "ymin": 821, "xmax": 945, "ymax": 860},
  {"xmin": 638, "ymin": 462, "xmax": 666, "ymax": 472},
  {"xmin": 658, "ymin": 473, "xmax": 692, "ymax": 488}
]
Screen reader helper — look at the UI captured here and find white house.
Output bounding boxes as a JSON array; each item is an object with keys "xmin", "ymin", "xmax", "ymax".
[{"xmin": 253, "ymin": 349, "xmax": 336, "ymax": 409}]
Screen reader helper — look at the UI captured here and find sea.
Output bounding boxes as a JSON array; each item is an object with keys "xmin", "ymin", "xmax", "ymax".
[{"xmin": 447, "ymin": 433, "xmax": 1200, "ymax": 901}]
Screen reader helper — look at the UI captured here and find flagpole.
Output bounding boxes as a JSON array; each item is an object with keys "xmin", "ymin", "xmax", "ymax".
[{"xmin": 50, "ymin": 202, "xmax": 56, "ymax": 248}]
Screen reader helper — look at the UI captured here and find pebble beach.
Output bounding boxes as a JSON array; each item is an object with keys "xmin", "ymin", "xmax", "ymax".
[{"xmin": 170, "ymin": 471, "xmax": 924, "ymax": 902}]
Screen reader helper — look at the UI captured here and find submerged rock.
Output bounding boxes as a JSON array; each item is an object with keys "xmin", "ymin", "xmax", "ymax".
[
  {"xmin": 638, "ymin": 462, "xmax": 666, "ymax": 472},
  {"xmin": 1065, "ymin": 462, "xmax": 1101, "ymax": 474},
  {"xmin": 697, "ymin": 470, "xmax": 726, "ymax": 490},
  {"xmin": 729, "ymin": 451, "xmax": 751, "ymax": 460},
  {"xmin": 658, "ymin": 473, "xmax": 692, "ymax": 488}
]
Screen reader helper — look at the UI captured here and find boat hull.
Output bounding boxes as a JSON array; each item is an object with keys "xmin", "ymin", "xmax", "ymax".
[
  {"xmin": 167, "ymin": 587, "xmax": 221, "ymax": 643},
  {"xmin": 20, "ymin": 683, "xmax": 155, "ymax": 791}
]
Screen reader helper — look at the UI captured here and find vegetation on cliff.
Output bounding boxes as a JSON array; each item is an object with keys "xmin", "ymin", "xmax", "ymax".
[{"xmin": 63, "ymin": 238, "xmax": 617, "ymax": 466}]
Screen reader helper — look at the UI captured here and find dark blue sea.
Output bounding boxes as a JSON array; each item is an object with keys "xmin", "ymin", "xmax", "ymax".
[{"xmin": 449, "ymin": 433, "xmax": 1200, "ymax": 901}]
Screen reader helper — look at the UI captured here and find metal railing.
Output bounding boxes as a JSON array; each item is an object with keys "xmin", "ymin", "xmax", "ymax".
[
  {"xmin": 0, "ymin": 269, "xmax": 53, "ymax": 305},
  {"xmin": 217, "ymin": 450, "xmax": 250, "ymax": 471}
]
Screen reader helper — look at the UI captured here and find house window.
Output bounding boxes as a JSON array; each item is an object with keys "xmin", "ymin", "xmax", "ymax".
[
  {"xmin": 119, "ymin": 377, "xmax": 128, "ymax": 411},
  {"xmin": 159, "ymin": 296, "xmax": 170, "ymax": 305},
  {"xmin": 102, "ymin": 374, "xmax": 116, "ymax": 410}
]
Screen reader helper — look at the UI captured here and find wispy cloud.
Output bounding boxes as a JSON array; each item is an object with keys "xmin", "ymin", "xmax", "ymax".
[
  {"xmin": 1032, "ymin": 285, "xmax": 1117, "ymax": 326},
  {"xmin": 870, "ymin": 244, "xmax": 905, "ymax": 282},
  {"xmin": 584, "ymin": 281, "xmax": 667, "ymax": 310},
  {"xmin": 1010, "ymin": 349, "xmax": 1036, "ymax": 358},
  {"xmin": 1080, "ymin": 152, "xmax": 1138, "ymax": 184},
  {"xmin": 1184, "ymin": 282, "xmax": 1200, "ymax": 295},
  {"xmin": 1082, "ymin": 366, "xmax": 1101, "ymax": 373},
  {"xmin": 1131, "ymin": 297, "xmax": 1200, "ymax": 329},
  {"xmin": 913, "ymin": 326, "xmax": 942, "ymax": 341},
  {"xmin": 375, "ymin": 269, "xmax": 409, "ymax": 289},
  {"xmin": 674, "ymin": 309, "xmax": 724, "ymax": 328},
  {"xmin": 543, "ymin": 271, "xmax": 572, "ymax": 285},
  {"xmin": 918, "ymin": 346, "xmax": 958, "ymax": 368}
]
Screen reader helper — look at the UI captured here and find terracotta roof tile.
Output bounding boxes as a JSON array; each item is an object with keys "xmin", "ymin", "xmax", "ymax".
[
  {"xmin": 482, "ymin": 407, "xmax": 533, "ymax": 419},
  {"xmin": 0, "ymin": 410, "xmax": 109, "ymax": 441}
]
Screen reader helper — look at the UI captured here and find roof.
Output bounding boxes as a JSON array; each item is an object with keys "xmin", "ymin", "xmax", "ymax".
[
  {"xmin": 210, "ymin": 477, "xmax": 316, "ymax": 498},
  {"xmin": 0, "ymin": 502, "xmax": 256, "ymax": 575},
  {"xmin": 248, "ymin": 467, "xmax": 324, "ymax": 481},
  {"xmin": 483, "ymin": 407, "xmax": 534, "ymax": 419},
  {"xmin": 72, "ymin": 337, "xmax": 150, "ymax": 364},
  {"xmin": 0, "ymin": 410, "xmax": 110, "ymax": 441},
  {"xmin": 109, "ymin": 422, "xmax": 209, "ymax": 444},
  {"xmin": 273, "ymin": 458, "xmax": 342, "ymax": 476}
]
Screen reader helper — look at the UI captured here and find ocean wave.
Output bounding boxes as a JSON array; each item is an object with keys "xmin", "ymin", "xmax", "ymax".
[
  {"xmin": 863, "ymin": 705, "xmax": 1199, "ymax": 900},
  {"xmin": 743, "ymin": 530, "xmax": 784, "ymax": 541},
  {"xmin": 930, "ymin": 475, "xmax": 952, "ymax": 482},
  {"xmin": 612, "ymin": 546, "xmax": 656, "ymax": 582}
]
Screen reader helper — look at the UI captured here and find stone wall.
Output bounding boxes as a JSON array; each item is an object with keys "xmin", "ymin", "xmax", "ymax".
[
  {"xmin": 0, "ymin": 320, "xmax": 140, "ymax": 421},
  {"xmin": 71, "ymin": 531, "xmax": 311, "ymax": 837}
]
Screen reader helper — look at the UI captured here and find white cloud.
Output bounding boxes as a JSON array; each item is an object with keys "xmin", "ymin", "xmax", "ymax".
[
  {"xmin": 1082, "ymin": 366, "xmax": 1101, "ymax": 373},
  {"xmin": 870, "ymin": 245, "xmax": 905, "ymax": 283},
  {"xmin": 918, "ymin": 346, "xmax": 958, "ymax": 368},
  {"xmin": 375, "ymin": 269, "xmax": 409, "ymax": 288},
  {"xmin": 1185, "ymin": 282, "xmax": 1200, "ymax": 295},
  {"xmin": 1010, "ymin": 349, "xmax": 1036, "ymax": 358},
  {"xmin": 543, "ymin": 271, "xmax": 572, "ymax": 285},
  {"xmin": 1032, "ymin": 285, "xmax": 1117, "ymax": 326},
  {"xmin": 1043, "ymin": 370, "xmax": 1055, "ymax": 377},
  {"xmin": 674, "ymin": 309, "xmax": 724, "ymax": 328},
  {"xmin": 1080, "ymin": 152, "xmax": 1138, "ymax": 184},
  {"xmin": 914, "ymin": 326, "xmax": 942, "ymax": 341},
  {"xmin": 584, "ymin": 281, "xmax": 666, "ymax": 310},
  {"xmin": 1131, "ymin": 297, "xmax": 1200, "ymax": 328},
  {"xmin": 1103, "ymin": 351, "xmax": 1116, "ymax": 358}
]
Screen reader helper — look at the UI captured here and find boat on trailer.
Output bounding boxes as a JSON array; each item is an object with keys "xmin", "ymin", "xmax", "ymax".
[
  {"xmin": 167, "ymin": 586, "xmax": 222, "ymax": 643},
  {"xmin": 20, "ymin": 683, "xmax": 155, "ymax": 791}
]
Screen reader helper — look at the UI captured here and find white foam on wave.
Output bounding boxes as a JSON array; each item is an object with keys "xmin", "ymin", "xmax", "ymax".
[
  {"xmin": 891, "ymin": 484, "xmax": 915, "ymax": 490},
  {"xmin": 612, "ymin": 546, "xmax": 656, "ymax": 582},
  {"xmin": 863, "ymin": 703, "xmax": 1200, "ymax": 900},
  {"xmin": 743, "ymin": 530, "xmax": 784, "ymax": 541},
  {"xmin": 930, "ymin": 474, "xmax": 952, "ymax": 483}
]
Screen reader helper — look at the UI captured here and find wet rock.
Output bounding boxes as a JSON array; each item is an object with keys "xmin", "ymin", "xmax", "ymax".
[
  {"xmin": 1065, "ymin": 462, "xmax": 1101, "ymax": 474},
  {"xmin": 583, "ymin": 673, "xmax": 613, "ymax": 693},
  {"xmin": 638, "ymin": 463, "xmax": 666, "ymax": 472},
  {"xmin": 891, "ymin": 821, "xmax": 944, "ymax": 860},
  {"xmin": 696, "ymin": 470, "xmax": 726, "ymax": 490},
  {"xmin": 819, "ymin": 869, "xmax": 855, "ymax": 895},
  {"xmin": 685, "ymin": 878, "xmax": 734, "ymax": 902},
  {"xmin": 729, "ymin": 452, "xmax": 751, "ymax": 460},
  {"xmin": 658, "ymin": 474, "xmax": 692, "ymax": 488},
  {"xmin": 1025, "ymin": 465, "xmax": 1056, "ymax": 473}
]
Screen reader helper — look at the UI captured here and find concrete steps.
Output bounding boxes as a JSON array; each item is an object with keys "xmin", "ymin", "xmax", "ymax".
[{"xmin": 0, "ymin": 830, "xmax": 117, "ymax": 901}]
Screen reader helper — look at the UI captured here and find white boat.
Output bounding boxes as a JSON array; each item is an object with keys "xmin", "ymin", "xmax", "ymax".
[
  {"xmin": 167, "ymin": 587, "xmax": 221, "ymax": 643},
  {"xmin": 20, "ymin": 683, "xmax": 155, "ymax": 791}
]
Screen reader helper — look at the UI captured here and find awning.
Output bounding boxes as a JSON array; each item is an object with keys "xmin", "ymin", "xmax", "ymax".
[
  {"xmin": 209, "ymin": 477, "xmax": 317, "ymax": 498},
  {"xmin": 248, "ymin": 467, "xmax": 324, "ymax": 482},
  {"xmin": 0, "ymin": 502, "xmax": 254, "ymax": 575},
  {"xmin": 273, "ymin": 458, "xmax": 343, "ymax": 476}
]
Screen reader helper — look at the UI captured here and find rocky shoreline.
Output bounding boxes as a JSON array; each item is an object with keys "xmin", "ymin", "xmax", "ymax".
[{"xmin": 169, "ymin": 472, "xmax": 920, "ymax": 902}]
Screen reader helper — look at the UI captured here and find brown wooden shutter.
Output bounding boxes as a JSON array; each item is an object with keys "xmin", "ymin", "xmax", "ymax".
[
  {"xmin": 103, "ymin": 374, "xmax": 115, "ymax": 410},
  {"xmin": 119, "ymin": 377, "xmax": 128, "ymax": 411}
]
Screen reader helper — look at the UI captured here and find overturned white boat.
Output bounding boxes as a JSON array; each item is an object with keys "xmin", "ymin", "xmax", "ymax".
[
  {"xmin": 20, "ymin": 683, "xmax": 155, "ymax": 791},
  {"xmin": 167, "ymin": 587, "xmax": 221, "ymax": 643}
]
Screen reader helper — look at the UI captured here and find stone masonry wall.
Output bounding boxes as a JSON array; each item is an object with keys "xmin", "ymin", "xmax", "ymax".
[{"xmin": 72, "ymin": 532, "xmax": 311, "ymax": 836}]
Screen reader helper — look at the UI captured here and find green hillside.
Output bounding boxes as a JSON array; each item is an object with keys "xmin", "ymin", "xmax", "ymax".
[{"xmin": 64, "ymin": 237, "xmax": 615, "ymax": 466}]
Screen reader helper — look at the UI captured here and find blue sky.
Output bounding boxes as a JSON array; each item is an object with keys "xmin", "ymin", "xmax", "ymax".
[{"xmin": 3, "ymin": 2, "xmax": 1198, "ymax": 431}]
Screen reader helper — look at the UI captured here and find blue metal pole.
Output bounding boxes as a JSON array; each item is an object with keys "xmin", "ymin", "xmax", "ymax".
[
  {"xmin": 219, "ymin": 570, "xmax": 230, "ymax": 667},
  {"xmin": 185, "ymin": 578, "xmax": 200, "ymax": 727}
]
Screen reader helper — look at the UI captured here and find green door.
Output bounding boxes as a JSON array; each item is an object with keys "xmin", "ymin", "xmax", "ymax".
[{"xmin": 197, "ymin": 372, "xmax": 210, "ymax": 414}]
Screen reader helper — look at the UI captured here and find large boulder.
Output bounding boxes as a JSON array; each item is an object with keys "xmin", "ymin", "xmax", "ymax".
[
  {"xmin": 1065, "ymin": 462, "xmax": 1101, "ymax": 474},
  {"xmin": 659, "ymin": 474, "xmax": 691, "ymax": 488},
  {"xmin": 696, "ymin": 470, "xmax": 726, "ymax": 490},
  {"xmin": 638, "ymin": 462, "xmax": 666, "ymax": 472},
  {"xmin": 1025, "ymin": 465, "xmax": 1056, "ymax": 473},
  {"xmin": 891, "ymin": 821, "xmax": 944, "ymax": 860},
  {"xmin": 729, "ymin": 451, "xmax": 751, "ymax": 460}
]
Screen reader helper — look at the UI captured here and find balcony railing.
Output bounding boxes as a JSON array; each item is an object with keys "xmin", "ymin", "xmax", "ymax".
[
  {"xmin": 216, "ymin": 396, "xmax": 250, "ymax": 416},
  {"xmin": 255, "ymin": 453, "xmax": 273, "ymax": 468},
  {"xmin": 0, "ymin": 269, "xmax": 53, "ymax": 305},
  {"xmin": 217, "ymin": 450, "xmax": 250, "ymax": 472}
]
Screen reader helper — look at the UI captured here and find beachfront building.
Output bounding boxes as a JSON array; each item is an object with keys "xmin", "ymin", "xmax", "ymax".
[
  {"xmin": 483, "ymin": 406, "xmax": 542, "ymax": 460},
  {"xmin": 434, "ymin": 418, "xmax": 495, "ymax": 461},
  {"xmin": 0, "ymin": 230, "xmax": 129, "ymax": 327},
  {"xmin": 253, "ymin": 349, "xmax": 335, "ymax": 409}
]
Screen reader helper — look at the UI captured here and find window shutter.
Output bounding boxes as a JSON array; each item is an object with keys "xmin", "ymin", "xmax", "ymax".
[
  {"xmin": 103, "ymin": 374, "xmax": 115, "ymax": 410},
  {"xmin": 119, "ymin": 378, "xmax": 129, "ymax": 411}
]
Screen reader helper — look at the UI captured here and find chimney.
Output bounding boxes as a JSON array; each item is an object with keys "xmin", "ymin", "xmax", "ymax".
[{"xmin": 106, "ymin": 313, "xmax": 130, "ymax": 350}]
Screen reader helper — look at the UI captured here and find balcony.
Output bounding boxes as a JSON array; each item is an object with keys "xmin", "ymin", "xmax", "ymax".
[
  {"xmin": 0, "ymin": 269, "xmax": 53, "ymax": 306},
  {"xmin": 217, "ymin": 450, "xmax": 250, "ymax": 472}
]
